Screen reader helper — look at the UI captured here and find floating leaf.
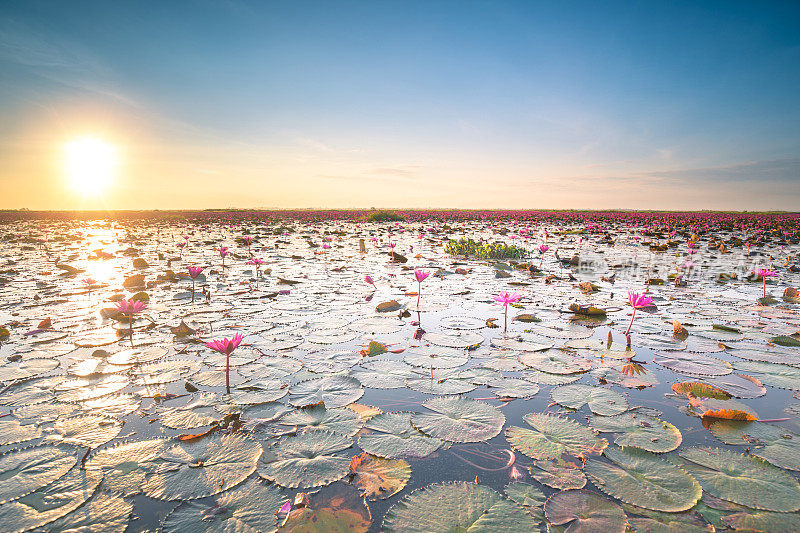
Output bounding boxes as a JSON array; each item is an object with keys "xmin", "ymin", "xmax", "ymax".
[
  {"xmin": 588, "ymin": 412, "xmax": 681, "ymax": 453},
  {"xmin": 544, "ymin": 489, "xmax": 626, "ymax": 533},
  {"xmin": 279, "ymin": 404, "xmax": 364, "ymax": 436},
  {"xmin": 44, "ymin": 491, "xmax": 132, "ymax": 532},
  {"xmin": 49, "ymin": 414, "xmax": 123, "ymax": 448},
  {"xmin": 142, "ymin": 434, "xmax": 262, "ymax": 500},
  {"xmin": 358, "ymin": 412, "xmax": 443, "ymax": 459},
  {"xmin": 349, "ymin": 452, "xmax": 410, "ymax": 500},
  {"xmin": 551, "ymin": 384, "xmax": 629, "ymax": 416},
  {"xmin": 0, "ymin": 446, "xmax": 77, "ymax": 504},
  {"xmin": 412, "ymin": 396, "xmax": 505, "ymax": 443},
  {"xmin": 258, "ymin": 429, "xmax": 351, "ymax": 489},
  {"xmin": 0, "ymin": 466, "xmax": 102, "ymax": 533},
  {"xmin": 677, "ymin": 446, "xmax": 800, "ymax": 512},
  {"xmin": 585, "ymin": 446, "xmax": 701, "ymax": 512},
  {"xmin": 280, "ymin": 482, "xmax": 371, "ymax": 532},
  {"xmin": 85, "ymin": 439, "xmax": 172, "ymax": 496},
  {"xmin": 506, "ymin": 412, "xmax": 607, "ymax": 461},
  {"xmin": 531, "ymin": 459, "xmax": 587, "ymax": 490},
  {"xmin": 162, "ymin": 478, "xmax": 283, "ymax": 533},
  {"xmin": 0, "ymin": 419, "xmax": 42, "ymax": 446},
  {"xmin": 709, "ymin": 420, "xmax": 800, "ymax": 470},
  {"xmin": 382, "ymin": 481, "xmax": 538, "ymax": 532},
  {"xmin": 289, "ymin": 376, "xmax": 364, "ymax": 408}
]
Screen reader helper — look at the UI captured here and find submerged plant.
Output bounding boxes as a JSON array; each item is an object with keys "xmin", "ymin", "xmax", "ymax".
[
  {"xmin": 115, "ymin": 298, "xmax": 147, "ymax": 347},
  {"xmin": 205, "ymin": 333, "xmax": 244, "ymax": 393},
  {"xmin": 493, "ymin": 292, "xmax": 521, "ymax": 332}
]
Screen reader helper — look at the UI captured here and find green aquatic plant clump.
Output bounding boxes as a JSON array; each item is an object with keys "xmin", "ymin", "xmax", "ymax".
[
  {"xmin": 445, "ymin": 237, "xmax": 529, "ymax": 259},
  {"xmin": 363, "ymin": 210, "xmax": 406, "ymax": 222}
]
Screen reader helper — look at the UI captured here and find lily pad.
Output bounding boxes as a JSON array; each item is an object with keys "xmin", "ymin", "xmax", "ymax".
[
  {"xmin": 544, "ymin": 489, "xmax": 626, "ymax": 533},
  {"xmin": 551, "ymin": 384, "xmax": 629, "ymax": 416},
  {"xmin": 349, "ymin": 451, "xmax": 411, "ymax": 500},
  {"xmin": 506, "ymin": 412, "xmax": 607, "ymax": 461},
  {"xmin": 142, "ymin": 434, "xmax": 262, "ymax": 500},
  {"xmin": 382, "ymin": 481, "xmax": 538, "ymax": 532},
  {"xmin": 585, "ymin": 446, "xmax": 701, "ymax": 512},
  {"xmin": 289, "ymin": 376, "xmax": 364, "ymax": 408},
  {"xmin": 162, "ymin": 478, "xmax": 283, "ymax": 533},
  {"xmin": 358, "ymin": 412, "xmax": 443, "ymax": 459},
  {"xmin": 588, "ymin": 412, "xmax": 682, "ymax": 453},
  {"xmin": 412, "ymin": 396, "xmax": 505, "ymax": 443},
  {"xmin": 258, "ymin": 429, "xmax": 351, "ymax": 489},
  {"xmin": 677, "ymin": 446, "xmax": 800, "ymax": 512},
  {"xmin": 708, "ymin": 420, "xmax": 800, "ymax": 470},
  {"xmin": 0, "ymin": 446, "xmax": 77, "ymax": 504}
]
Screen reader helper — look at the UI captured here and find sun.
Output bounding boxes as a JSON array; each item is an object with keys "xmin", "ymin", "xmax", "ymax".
[{"xmin": 64, "ymin": 137, "xmax": 117, "ymax": 196}]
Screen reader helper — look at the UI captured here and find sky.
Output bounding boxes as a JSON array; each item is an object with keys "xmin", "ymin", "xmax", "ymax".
[{"xmin": 1, "ymin": 0, "xmax": 799, "ymax": 211}]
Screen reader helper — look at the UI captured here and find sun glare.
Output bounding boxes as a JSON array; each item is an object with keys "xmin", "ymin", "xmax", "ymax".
[{"xmin": 64, "ymin": 137, "xmax": 117, "ymax": 196}]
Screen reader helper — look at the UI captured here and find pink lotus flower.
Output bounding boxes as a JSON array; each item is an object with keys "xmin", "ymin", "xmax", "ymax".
[
  {"xmin": 493, "ymin": 292, "xmax": 522, "ymax": 332},
  {"xmin": 364, "ymin": 275, "xmax": 375, "ymax": 288},
  {"xmin": 83, "ymin": 277, "xmax": 96, "ymax": 298},
  {"xmin": 217, "ymin": 246, "xmax": 230, "ymax": 268},
  {"xmin": 624, "ymin": 291, "xmax": 652, "ymax": 341},
  {"xmin": 188, "ymin": 267, "xmax": 204, "ymax": 302},
  {"xmin": 757, "ymin": 268, "xmax": 778, "ymax": 298},
  {"xmin": 539, "ymin": 244, "xmax": 550, "ymax": 254},
  {"xmin": 206, "ymin": 333, "xmax": 244, "ymax": 393},
  {"xmin": 509, "ymin": 465, "xmax": 524, "ymax": 480},
  {"xmin": 115, "ymin": 299, "xmax": 147, "ymax": 346},
  {"xmin": 627, "ymin": 291, "xmax": 653, "ymax": 309},
  {"xmin": 414, "ymin": 270, "xmax": 430, "ymax": 308}
]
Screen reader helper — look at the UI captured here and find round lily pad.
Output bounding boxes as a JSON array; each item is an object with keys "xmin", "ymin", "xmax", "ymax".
[
  {"xmin": 279, "ymin": 404, "xmax": 364, "ymax": 436},
  {"xmin": 382, "ymin": 481, "xmax": 538, "ymax": 532},
  {"xmin": 0, "ymin": 446, "xmax": 77, "ymax": 504},
  {"xmin": 358, "ymin": 412, "xmax": 443, "ymax": 459},
  {"xmin": 142, "ymin": 434, "xmax": 262, "ymax": 500},
  {"xmin": 258, "ymin": 429, "xmax": 351, "ymax": 489},
  {"xmin": 544, "ymin": 489, "xmax": 626, "ymax": 533},
  {"xmin": 588, "ymin": 412, "xmax": 682, "ymax": 453},
  {"xmin": 506, "ymin": 412, "xmax": 607, "ymax": 461},
  {"xmin": 289, "ymin": 375, "xmax": 364, "ymax": 408},
  {"xmin": 709, "ymin": 420, "xmax": 800, "ymax": 471},
  {"xmin": 412, "ymin": 396, "xmax": 505, "ymax": 443},
  {"xmin": 162, "ymin": 478, "xmax": 283, "ymax": 533},
  {"xmin": 585, "ymin": 446, "xmax": 701, "ymax": 512},
  {"xmin": 678, "ymin": 446, "xmax": 800, "ymax": 512},
  {"xmin": 551, "ymin": 384, "xmax": 629, "ymax": 416}
]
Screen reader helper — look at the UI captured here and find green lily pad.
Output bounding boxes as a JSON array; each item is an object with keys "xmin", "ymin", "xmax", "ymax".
[
  {"xmin": 84, "ymin": 438, "xmax": 173, "ymax": 496},
  {"xmin": 411, "ymin": 396, "xmax": 505, "ymax": 443},
  {"xmin": 708, "ymin": 420, "xmax": 800, "ymax": 470},
  {"xmin": 49, "ymin": 414, "xmax": 123, "ymax": 448},
  {"xmin": 279, "ymin": 404, "xmax": 364, "ymax": 436},
  {"xmin": 358, "ymin": 412, "xmax": 443, "ymax": 459},
  {"xmin": 289, "ymin": 376, "xmax": 364, "ymax": 408},
  {"xmin": 162, "ymin": 478, "xmax": 283, "ymax": 533},
  {"xmin": 258, "ymin": 429, "xmax": 351, "ymax": 489},
  {"xmin": 678, "ymin": 446, "xmax": 800, "ymax": 512},
  {"xmin": 544, "ymin": 489, "xmax": 626, "ymax": 533},
  {"xmin": 519, "ymin": 349, "xmax": 592, "ymax": 374},
  {"xmin": 588, "ymin": 412, "xmax": 682, "ymax": 453},
  {"xmin": 531, "ymin": 459, "xmax": 587, "ymax": 490},
  {"xmin": 142, "ymin": 434, "xmax": 262, "ymax": 500},
  {"xmin": 44, "ymin": 492, "xmax": 132, "ymax": 533},
  {"xmin": 585, "ymin": 446, "xmax": 701, "ymax": 512},
  {"xmin": 0, "ymin": 466, "xmax": 102, "ymax": 533},
  {"xmin": 0, "ymin": 419, "xmax": 42, "ymax": 446},
  {"xmin": 551, "ymin": 384, "xmax": 629, "ymax": 416},
  {"xmin": 506, "ymin": 412, "xmax": 607, "ymax": 461},
  {"xmin": 382, "ymin": 481, "xmax": 538, "ymax": 532}
]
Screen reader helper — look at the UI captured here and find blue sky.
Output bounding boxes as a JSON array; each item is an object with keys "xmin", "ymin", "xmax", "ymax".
[{"xmin": 1, "ymin": 0, "xmax": 799, "ymax": 209}]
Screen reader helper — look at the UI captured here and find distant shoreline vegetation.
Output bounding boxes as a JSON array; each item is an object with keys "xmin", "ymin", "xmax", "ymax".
[{"xmin": 0, "ymin": 209, "xmax": 798, "ymax": 224}]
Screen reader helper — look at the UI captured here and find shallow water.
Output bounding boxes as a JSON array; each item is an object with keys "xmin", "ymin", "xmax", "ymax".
[{"xmin": 0, "ymin": 213, "xmax": 798, "ymax": 532}]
